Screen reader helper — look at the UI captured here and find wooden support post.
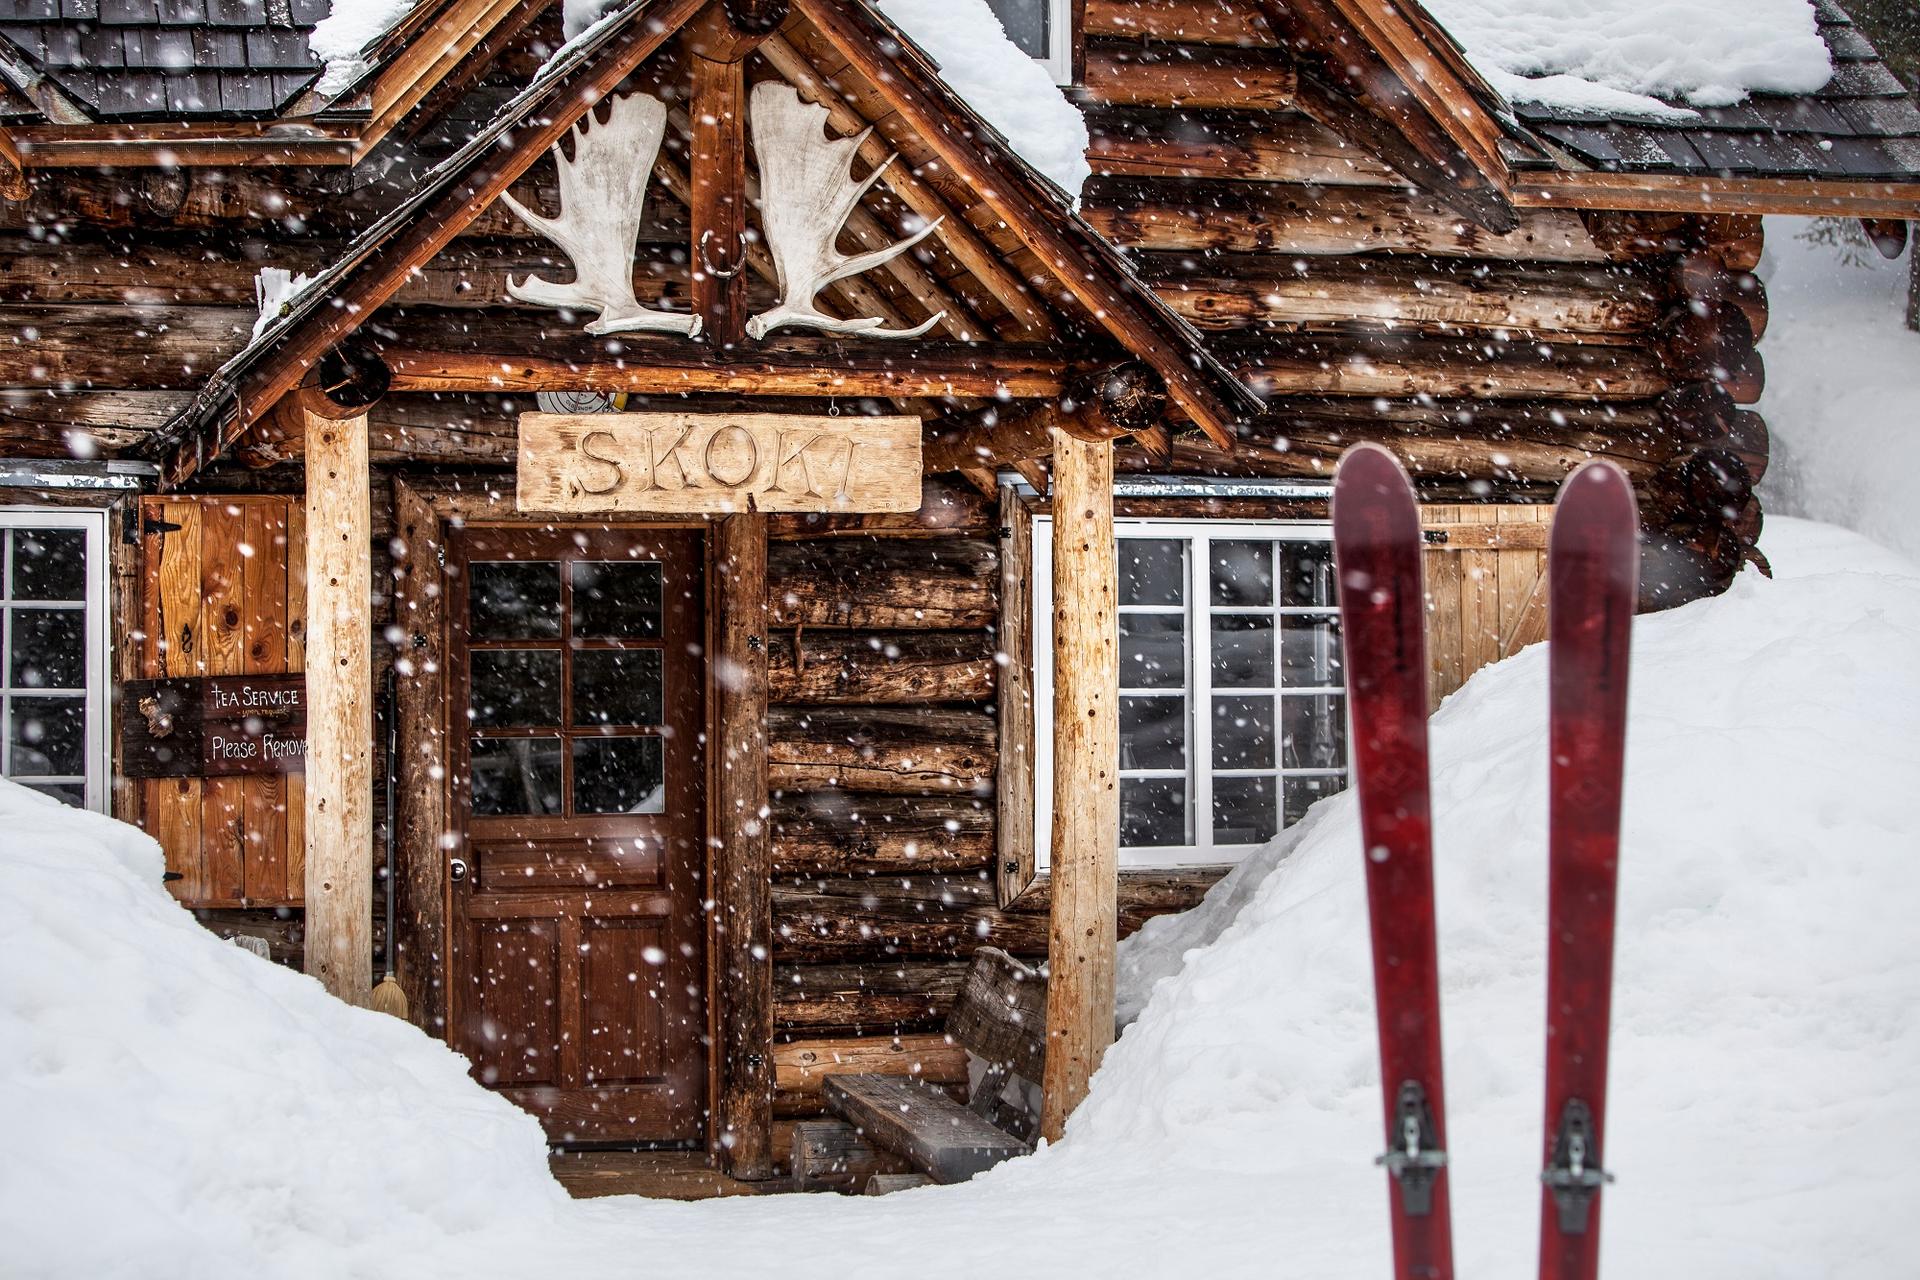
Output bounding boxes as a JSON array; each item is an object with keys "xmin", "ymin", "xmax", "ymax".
[
  {"xmin": 689, "ymin": 8, "xmax": 755, "ymax": 348},
  {"xmin": 302, "ymin": 408, "xmax": 372, "ymax": 1006},
  {"xmin": 1039, "ymin": 428, "xmax": 1119, "ymax": 1142},
  {"xmin": 714, "ymin": 512, "xmax": 773, "ymax": 1177}
]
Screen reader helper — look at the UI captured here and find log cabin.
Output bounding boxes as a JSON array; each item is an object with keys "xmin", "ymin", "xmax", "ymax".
[{"xmin": 0, "ymin": 0, "xmax": 1914, "ymax": 1190}]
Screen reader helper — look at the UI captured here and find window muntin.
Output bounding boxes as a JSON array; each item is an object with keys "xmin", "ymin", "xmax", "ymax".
[
  {"xmin": 1035, "ymin": 519, "xmax": 1349, "ymax": 868},
  {"xmin": 0, "ymin": 509, "xmax": 109, "ymax": 810}
]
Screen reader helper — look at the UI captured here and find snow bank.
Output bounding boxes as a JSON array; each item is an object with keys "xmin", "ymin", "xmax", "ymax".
[
  {"xmin": 876, "ymin": 0, "xmax": 1091, "ymax": 199},
  {"xmin": 1422, "ymin": 0, "xmax": 1833, "ymax": 116},
  {"xmin": 1757, "ymin": 216, "xmax": 1920, "ymax": 565},
  {"xmin": 5, "ymin": 519, "xmax": 1916, "ymax": 1277},
  {"xmin": 308, "ymin": 0, "xmax": 418, "ymax": 95},
  {"xmin": 1101, "ymin": 517, "xmax": 1920, "ymax": 1276},
  {"xmin": 0, "ymin": 784, "xmax": 567, "ymax": 1279}
]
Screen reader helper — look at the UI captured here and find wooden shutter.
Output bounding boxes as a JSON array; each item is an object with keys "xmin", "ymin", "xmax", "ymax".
[
  {"xmin": 1422, "ymin": 504, "xmax": 1551, "ymax": 713},
  {"xmin": 136, "ymin": 496, "xmax": 306, "ymax": 906}
]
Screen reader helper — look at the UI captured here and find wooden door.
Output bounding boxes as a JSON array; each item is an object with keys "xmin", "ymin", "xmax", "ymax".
[
  {"xmin": 446, "ymin": 527, "xmax": 707, "ymax": 1145},
  {"xmin": 136, "ymin": 496, "xmax": 305, "ymax": 906}
]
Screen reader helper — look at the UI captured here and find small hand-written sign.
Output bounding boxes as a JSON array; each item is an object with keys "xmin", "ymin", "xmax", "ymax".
[
  {"xmin": 120, "ymin": 675, "xmax": 307, "ymax": 779},
  {"xmin": 515, "ymin": 411, "xmax": 923, "ymax": 514}
]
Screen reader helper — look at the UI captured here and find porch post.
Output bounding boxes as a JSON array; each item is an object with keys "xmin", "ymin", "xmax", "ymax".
[
  {"xmin": 1039, "ymin": 427, "xmax": 1120, "ymax": 1141},
  {"xmin": 302, "ymin": 406, "xmax": 373, "ymax": 1006}
]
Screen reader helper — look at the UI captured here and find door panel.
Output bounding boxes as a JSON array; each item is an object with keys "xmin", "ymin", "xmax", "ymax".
[{"xmin": 447, "ymin": 527, "xmax": 706, "ymax": 1145}]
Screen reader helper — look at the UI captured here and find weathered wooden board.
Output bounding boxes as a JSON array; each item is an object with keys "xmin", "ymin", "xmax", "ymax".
[
  {"xmin": 516, "ymin": 411, "xmax": 923, "ymax": 514},
  {"xmin": 823, "ymin": 1074, "xmax": 1030, "ymax": 1184}
]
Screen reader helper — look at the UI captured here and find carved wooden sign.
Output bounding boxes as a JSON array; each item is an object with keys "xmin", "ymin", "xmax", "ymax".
[
  {"xmin": 120, "ymin": 675, "xmax": 308, "ymax": 779},
  {"xmin": 515, "ymin": 411, "xmax": 923, "ymax": 514}
]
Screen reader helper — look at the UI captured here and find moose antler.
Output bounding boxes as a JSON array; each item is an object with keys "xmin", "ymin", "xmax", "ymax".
[
  {"xmin": 500, "ymin": 91, "xmax": 702, "ymax": 338},
  {"xmin": 746, "ymin": 82, "xmax": 945, "ymax": 340}
]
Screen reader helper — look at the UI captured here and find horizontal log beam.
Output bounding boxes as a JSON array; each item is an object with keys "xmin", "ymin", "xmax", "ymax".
[
  {"xmin": 374, "ymin": 341, "xmax": 1072, "ymax": 400},
  {"xmin": 768, "ymin": 706, "xmax": 995, "ymax": 795},
  {"xmin": 1083, "ymin": 180, "xmax": 1639, "ymax": 262},
  {"xmin": 1087, "ymin": 108, "xmax": 1403, "ymax": 186},
  {"xmin": 771, "ymin": 792, "xmax": 994, "ymax": 876},
  {"xmin": 767, "ymin": 630, "xmax": 997, "ymax": 705},
  {"xmin": 773, "ymin": 961, "xmax": 972, "ymax": 1032},
  {"xmin": 1139, "ymin": 253, "xmax": 1666, "ymax": 335},
  {"xmin": 767, "ymin": 538, "xmax": 997, "ymax": 630},
  {"xmin": 1223, "ymin": 332, "xmax": 1671, "ymax": 401},
  {"xmin": 1082, "ymin": 41, "xmax": 1297, "ymax": 110},
  {"xmin": 1084, "ymin": 0, "xmax": 1273, "ymax": 45}
]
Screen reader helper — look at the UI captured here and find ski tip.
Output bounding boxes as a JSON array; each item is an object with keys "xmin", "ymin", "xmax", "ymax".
[
  {"xmin": 1332, "ymin": 443, "xmax": 1418, "ymax": 520},
  {"xmin": 1552, "ymin": 459, "xmax": 1640, "ymax": 541}
]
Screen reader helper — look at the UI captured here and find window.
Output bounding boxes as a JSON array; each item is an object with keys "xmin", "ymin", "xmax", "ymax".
[
  {"xmin": 1034, "ymin": 520, "xmax": 1349, "ymax": 868},
  {"xmin": 985, "ymin": 0, "xmax": 1076, "ymax": 84},
  {"xmin": 0, "ymin": 509, "xmax": 110, "ymax": 810}
]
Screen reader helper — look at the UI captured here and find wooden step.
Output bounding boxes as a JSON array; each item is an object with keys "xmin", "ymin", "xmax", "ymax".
[
  {"xmin": 790, "ymin": 1118, "xmax": 913, "ymax": 1193},
  {"xmin": 823, "ymin": 1074, "xmax": 1031, "ymax": 1184}
]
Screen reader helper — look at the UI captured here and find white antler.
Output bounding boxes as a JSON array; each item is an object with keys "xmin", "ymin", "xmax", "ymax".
[
  {"xmin": 499, "ymin": 92, "xmax": 702, "ymax": 338},
  {"xmin": 745, "ymin": 82, "xmax": 945, "ymax": 341}
]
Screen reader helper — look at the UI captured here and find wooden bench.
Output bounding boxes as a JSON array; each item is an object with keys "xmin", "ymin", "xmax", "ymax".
[{"xmin": 820, "ymin": 946, "xmax": 1047, "ymax": 1186}]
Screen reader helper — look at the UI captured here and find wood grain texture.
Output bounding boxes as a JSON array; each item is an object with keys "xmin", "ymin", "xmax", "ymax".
[
  {"xmin": 823, "ymin": 1074, "xmax": 1029, "ymax": 1184},
  {"xmin": 714, "ymin": 513, "xmax": 774, "ymax": 1178},
  {"xmin": 1039, "ymin": 429, "xmax": 1119, "ymax": 1142},
  {"xmin": 995, "ymin": 488, "xmax": 1037, "ymax": 905},
  {"xmin": 515, "ymin": 412, "xmax": 923, "ymax": 515},
  {"xmin": 302, "ymin": 411, "xmax": 373, "ymax": 1006}
]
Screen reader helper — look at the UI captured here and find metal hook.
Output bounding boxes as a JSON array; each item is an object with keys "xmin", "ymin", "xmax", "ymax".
[{"xmin": 698, "ymin": 228, "xmax": 745, "ymax": 280}]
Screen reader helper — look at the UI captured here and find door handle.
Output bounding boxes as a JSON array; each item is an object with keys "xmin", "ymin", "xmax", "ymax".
[{"xmin": 449, "ymin": 857, "xmax": 469, "ymax": 883}]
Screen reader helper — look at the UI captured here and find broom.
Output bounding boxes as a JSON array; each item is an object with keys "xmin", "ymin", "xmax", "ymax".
[{"xmin": 370, "ymin": 667, "xmax": 409, "ymax": 1019}]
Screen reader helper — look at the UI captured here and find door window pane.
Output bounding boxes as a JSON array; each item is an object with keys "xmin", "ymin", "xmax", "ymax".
[
  {"xmin": 469, "ymin": 649, "xmax": 562, "ymax": 727},
  {"xmin": 573, "ymin": 650, "xmax": 663, "ymax": 727},
  {"xmin": 572, "ymin": 561, "xmax": 663, "ymax": 639},
  {"xmin": 1211, "ymin": 614, "xmax": 1273, "ymax": 688},
  {"xmin": 9, "ymin": 696, "xmax": 84, "ymax": 775},
  {"xmin": 1212, "ymin": 695, "xmax": 1275, "ymax": 770},
  {"xmin": 1119, "ymin": 614, "xmax": 1184, "ymax": 689},
  {"xmin": 1210, "ymin": 540, "xmax": 1274, "ymax": 606},
  {"xmin": 1282, "ymin": 694, "xmax": 1346, "ymax": 770},
  {"xmin": 467, "ymin": 562, "xmax": 561, "ymax": 640},
  {"xmin": 1214, "ymin": 776, "xmax": 1278, "ymax": 846},
  {"xmin": 1119, "ymin": 540, "xmax": 1184, "ymax": 607},
  {"xmin": 469, "ymin": 735, "xmax": 564, "ymax": 815},
  {"xmin": 1120, "ymin": 777, "xmax": 1186, "ymax": 847},
  {"xmin": 1120, "ymin": 696, "xmax": 1185, "ymax": 770},
  {"xmin": 9, "ymin": 608, "xmax": 85, "ymax": 688},
  {"xmin": 1280, "ymin": 616, "xmax": 1343, "ymax": 687},
  {"xmin": 574, "ymin": 737, "xmax": 666, "ymax": 814},
  {"xmin": 11, "ymin": 529, "xmax": 85, "ymax": 601}
]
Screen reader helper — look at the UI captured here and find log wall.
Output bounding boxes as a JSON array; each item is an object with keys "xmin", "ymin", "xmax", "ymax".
[{"xmin": 1076, "ymin": 0, "xmax": 1770, "ymax": 603}]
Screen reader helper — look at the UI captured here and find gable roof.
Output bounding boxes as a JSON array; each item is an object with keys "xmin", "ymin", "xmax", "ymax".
[
  {"xmin": 0, "ymin": 0, "xmax": 326, "ymax": 121},
  {"xmin": 1503, "ymin": 1, "xmax": 1920, "ymax": 213},
  {"xmin": 143, "ymin": 0, "xmax": 1257, "ymax": 488}
]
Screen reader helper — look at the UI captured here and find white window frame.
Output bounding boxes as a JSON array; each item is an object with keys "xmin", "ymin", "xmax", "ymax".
[
  {"xmin": 0, "ymin": 507, "xmax": 112, "ymax": 811},
  {"xmin": 1033, "ymin": 517, "xmax": 1347, "ymax": 870}
]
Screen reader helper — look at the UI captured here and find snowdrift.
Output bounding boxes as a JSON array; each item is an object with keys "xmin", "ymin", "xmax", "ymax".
[{"xmin": 3, "ymin": 518, "xmax": 1916, "ymax": 1279}]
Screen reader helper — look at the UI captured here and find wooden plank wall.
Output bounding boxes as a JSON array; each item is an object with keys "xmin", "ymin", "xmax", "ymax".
[
  {"xmin": 136, "ymin": 495, "xmax": 306, "ymax": 906},
  {"xmin": 1422, "ymin": 504, "xmax": 1553, "ymax": 712}
]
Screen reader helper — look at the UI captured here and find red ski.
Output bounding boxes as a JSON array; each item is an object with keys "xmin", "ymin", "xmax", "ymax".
[
  {"xmin": 1333, "ymin": 443, "xmax": 1454, "ymax": 1280},
  {"xmin": 1538, "ymin": 460, "xmax": 1639, "ymax": 1280}
]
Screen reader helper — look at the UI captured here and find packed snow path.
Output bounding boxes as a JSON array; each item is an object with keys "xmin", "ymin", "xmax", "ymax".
[{"xmin": 3, "ymin": 518, "xmax": 1917, "ymax": 1278}]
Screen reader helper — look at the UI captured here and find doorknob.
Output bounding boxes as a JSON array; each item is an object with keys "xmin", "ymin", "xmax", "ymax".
[{"xmin": 449, "ymin": 857, "xmax": 469, "ymax": 883}]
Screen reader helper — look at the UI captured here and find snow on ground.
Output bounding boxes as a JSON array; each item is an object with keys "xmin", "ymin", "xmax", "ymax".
[
  {"xmin": 1422, "ymin": 0, "xmax": 1833, "ymax": 117},
  {"xmin": 875, "ymin": 0, "xmax": 1090, "ymax": 199},
  {"xmin": 1757, "ymin": 217, "xmax": 1920, "ymax": 565},
  {"xmin": 5, "ymin": 519, "xmax": 1918, "ymax": 1277}
]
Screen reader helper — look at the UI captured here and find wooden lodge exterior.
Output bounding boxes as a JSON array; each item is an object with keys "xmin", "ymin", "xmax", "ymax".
[{"xmin": 0, "ymin": 0, "xmax": 1915, "ymax": 1183}]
